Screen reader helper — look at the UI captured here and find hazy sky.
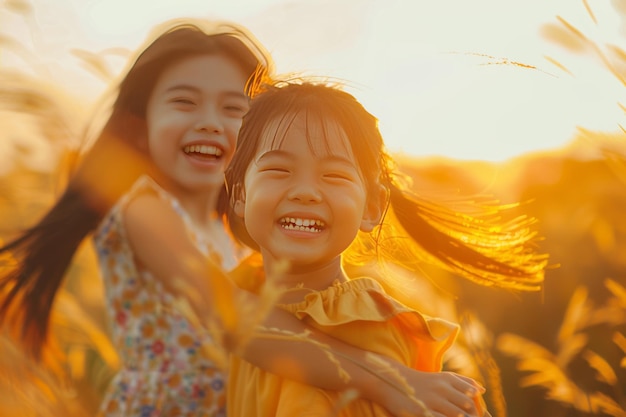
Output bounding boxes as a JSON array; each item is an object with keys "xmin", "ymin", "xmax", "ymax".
[{"xmin": 3, "ymin": 0, "xmax": 625, "ymax": 161}]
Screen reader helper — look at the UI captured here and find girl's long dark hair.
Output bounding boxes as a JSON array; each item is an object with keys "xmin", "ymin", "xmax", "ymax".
[
  {"xmin": 225, "ymin": 81, "xmax": 547, "ymax": 293},
  {"xmin": 0, "ymin": 19, "xmax": 271, "ymax": 359}
]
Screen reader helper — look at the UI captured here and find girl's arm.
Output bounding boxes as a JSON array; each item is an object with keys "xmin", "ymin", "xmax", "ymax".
[
  {"xmin": 242, "ymin": 309, "xmax": 486, "ymax": 417},
  {"xmin": 123, "ymin": 194, "xmax": 483, "ymax": 417}
]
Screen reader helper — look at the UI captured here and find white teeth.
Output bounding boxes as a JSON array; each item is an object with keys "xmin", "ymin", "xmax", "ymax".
[
  {"xmin": 183, "ymin": 145, "xmax": 223, "ymax": 157},
  {"xmin": 280, "ymin": 217, "xmax": 325, "ymax": 233}
]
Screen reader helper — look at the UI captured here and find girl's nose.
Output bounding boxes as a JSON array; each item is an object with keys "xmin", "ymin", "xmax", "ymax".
[
  {"xmin": 195, "ymin": 105, "xmax": 223, "ymax": 133},
  {"xmin": 288, "ymin": 176, "xmax": 322, "ymax": 203}
]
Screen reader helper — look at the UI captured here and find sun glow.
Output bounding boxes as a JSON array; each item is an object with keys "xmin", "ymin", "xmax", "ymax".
[{"xmin": 2, "ymin": 0, "xmax": 625, "ymax": 162}]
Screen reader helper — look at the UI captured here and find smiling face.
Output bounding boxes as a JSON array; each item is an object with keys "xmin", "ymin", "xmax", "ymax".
[
  {"xmin": 234, "ymin": 112, "xmax": 381, "ymax": 273},
  {"xmin": 145, "ymin": 54, "xmax": 249, "ymax": 195}
]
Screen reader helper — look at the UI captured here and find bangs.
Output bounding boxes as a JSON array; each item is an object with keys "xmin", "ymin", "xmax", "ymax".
[{"xmin": 257, "ymin": 107, "xmax": 353, "ymax": 159}]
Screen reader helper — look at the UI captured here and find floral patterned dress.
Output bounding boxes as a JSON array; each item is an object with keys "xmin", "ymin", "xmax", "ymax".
[{"xmin": 93, "ymin": 176, "xmax": 237, "ymax": 417}]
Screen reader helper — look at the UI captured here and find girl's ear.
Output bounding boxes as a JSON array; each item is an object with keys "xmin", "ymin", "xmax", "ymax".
[
  {"xmin": 233, "ymin": 199, "xmax": 245, "ymax": 218},
  {"xmin": 360, "ymin": 184, "xmax": 388, "ymax": 233},
  {"xmin": 231, "ymin": 184, "xmax": 246, "ymax": 218}
]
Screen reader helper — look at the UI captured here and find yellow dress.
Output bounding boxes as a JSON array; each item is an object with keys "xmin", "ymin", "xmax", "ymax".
[{"xmin": 227, "ymin": 277, "xmax": 459, "ymax": 417}]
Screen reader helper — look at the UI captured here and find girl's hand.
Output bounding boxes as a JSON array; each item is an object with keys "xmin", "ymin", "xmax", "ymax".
[{"xmin": 375, "ymin": 369, "xmax": 487, "ymax": 417}]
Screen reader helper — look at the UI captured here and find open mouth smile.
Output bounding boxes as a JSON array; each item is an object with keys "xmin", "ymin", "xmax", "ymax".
[
  {"xmin": 279, "ymin": 217, "xmax": 325, "ymax": 233},
  {"xmin": 183, "ymin": 144, "xmax": 223, "ymax": 159}
]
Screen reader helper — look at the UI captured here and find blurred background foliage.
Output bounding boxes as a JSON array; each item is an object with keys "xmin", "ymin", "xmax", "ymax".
[{"xmin": 0, "ymin": 0, "xmax": 624, "ymax": 416}]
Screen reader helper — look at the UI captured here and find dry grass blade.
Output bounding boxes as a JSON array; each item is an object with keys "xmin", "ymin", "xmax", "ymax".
[
  {"xmin": 518, "ymin": 367, "xmax": 567, "ymax": 391},
  {"xmin": 556, "ymin": 16, "xmax": 589, "ymax": 42},
  {"xmin": 4, "ymin": 0, "xmax": 32, "ymax": 15},
  {"xmin": 613, "ymin": 333, "xmax": 626, "ymax": 372},
  {"xmin": 613, "ymin": 332, "xmax": 626, "ymax": 359},
  {"xmin": 497, "ymin": 333, "xmax": 554, "ymax": 360},
  {"xmin": 605, "ymin": 279, "xmax": 626, "ymax": 306},
  {"xmin": 543, "ymin": 55, "xmax": 574, "ymax": 75},
  {"xmin": 0, "ymin": 34, "xmax": 41, "ymax": 70},
  {"xmin": 606, "ymin": 44, "xmax": 626, "ymax": 68},
  {"xmin": 168, "ymin": 254, "xmax": 287, "ymax": 368},
  {"xmin": 557, "ymin": 286, "xmax": 589, "ymax": 344},
  {"xmin": 582, "ymin": 0, "xmax": 597, "ymax": 25},
  {"xmin": 460, "ymin": 313, "xmax": 506, "ymax": 417},
  {"xmin": 543, "ymin": 13, "xmax": 626, "ymax": 87},
  {"xmin": 582, "ymin": 350, "xmax": 618, "ymax": 386},
  {"xmin": 0, "ymin": 332, "xmax": 87, "ymax": 417},
  {"xmin": 556, "ymin": 334, "xmax": 588, "ymax": 370},
  {"xmin": 587, "ymin": 303, "xmax": 626, "ymax": 328},
  {"xmin": 245, "ymin": 328, "xmax": 431, "ymax": 416},
  {"xmin": 606, "ymin": 43, "xmax": 626, "ymax": 82},
  {"xmin": 497, "ymin": 333, "xmax": 571, "ymax": 394},
  {"xmin": 53, "ymin": 288, "xmax": 119, "ymax": 369},
  {"xmin": 454, "ymin": 51, "xmax": 556, "ymax": 78},
  {"xmin": 558, "ymin": 16, "xmax": 626, "ymax": 86},
  {"xmin": 584, "ymin": 279, "xmax": 626, "ymax": 327},
  {"xmin": 364, "ymin": 353, "xmax": 417, "ymax": 399},
  {"xmin": 501, "ymin": 344, "xmax": 623, "ymax": 417},
  {"xmin": 227, "ymin": 257, "xmax": 288, "ymax": 352},
  {"xmin": 585, "ymin": 392, "xmax": 625, "ymax": 417},
  {"xmin": 499, "ymin": 278, "xmax": 626, "ymax": 416},
  {"xmin": 70, "ymin": 48, "xmax": 117, "ymax": 82},
  {"xmin": 327, "ymin": 388, "xmax": 360, "ymax": 417},
  {"xmin": 540, "ymin": 22, "xmax": 589, "ymax": 53}
]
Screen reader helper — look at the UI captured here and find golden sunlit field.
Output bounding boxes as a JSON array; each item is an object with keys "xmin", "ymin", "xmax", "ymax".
[{"xmin": 1, "ymin": 1, "xmax": 625, "ymax": 416}]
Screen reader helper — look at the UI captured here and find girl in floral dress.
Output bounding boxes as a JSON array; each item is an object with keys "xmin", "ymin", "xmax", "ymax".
[{"xmin": 0, "ymin": 18, "xmax": 493, "ymax": 417}]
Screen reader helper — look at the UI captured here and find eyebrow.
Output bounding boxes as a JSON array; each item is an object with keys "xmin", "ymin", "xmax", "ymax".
[
  {"xmin": 256, "ymin": 149, "xmax": 356, "ymax": 167},
  {"xmin": 164, "ymin": 84, "xmax": 248, "ymax": 99}
]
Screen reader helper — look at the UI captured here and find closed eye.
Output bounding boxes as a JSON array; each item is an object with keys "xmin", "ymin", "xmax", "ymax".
[
  {"xmin": 254, "ymin": 152, "xmax": 292, "ymax": 175},
  {"xmin": 224, "ymin": 105, "xmax": 248, "ymax": 117},
  {"xmin": 324, "ymin": 172, "xmax": 356, "ymax": 181},
  {"xmin": 171, "ymin": 98, "xmax": 196, "ymax": 105},
  {"xmin": 224, "ymin": 101, "xmax": 248, "ymax": 109},
  {"xmin": 260, "ymin": 167, "xmax": 290, "ymax": 173},
  {"xmin": 223, "ymin": 96, "xmax": 250, "ymax": 115}
]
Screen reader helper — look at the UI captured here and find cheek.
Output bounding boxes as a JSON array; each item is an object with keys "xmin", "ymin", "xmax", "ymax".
[
  {"xmin": 227, "ymin": 119, "xmax": 243, "ymax": 140},
  {"xmin": 242, "ymin": 204, "xmax": 267, "ymax": 245},
  {"xmin": 223, "ymin": 121, "xmax": 243, "ymax": 164},
  {"xmin": 146, "ymin": 129, "xmax": 166, "ymax": 158},
  {"xmin": 336, "ymin": 192, "xmax": 368, "ymax": 219},
  {"xmin": 145, "ymin": 117, "xmax": 168, "ymax": 148},
  {"xmin": 242, "ymin": 187, "xmax": 273, "ymax": 226}
]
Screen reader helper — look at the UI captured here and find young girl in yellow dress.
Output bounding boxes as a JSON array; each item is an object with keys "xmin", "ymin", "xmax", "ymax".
[
  {"xmin": 0, "ymin": 19, "xmax": 494, "ymax": 417},
  {"xmin": 225, "ymin": 81, "xmax": 547, "ymax": 416}
]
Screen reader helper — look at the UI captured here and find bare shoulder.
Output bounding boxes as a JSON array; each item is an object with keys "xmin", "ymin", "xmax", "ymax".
[
  {"xmin": 119, "ymin": 188, "xmax": 204, "ymax": 291},
  {"xmin": 122, "ymin": 190, "xmax": 188, "ymax": 249},
  {"xmin": 123, "ymin": 189, "xmax": 166, "ymax": 220}
]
